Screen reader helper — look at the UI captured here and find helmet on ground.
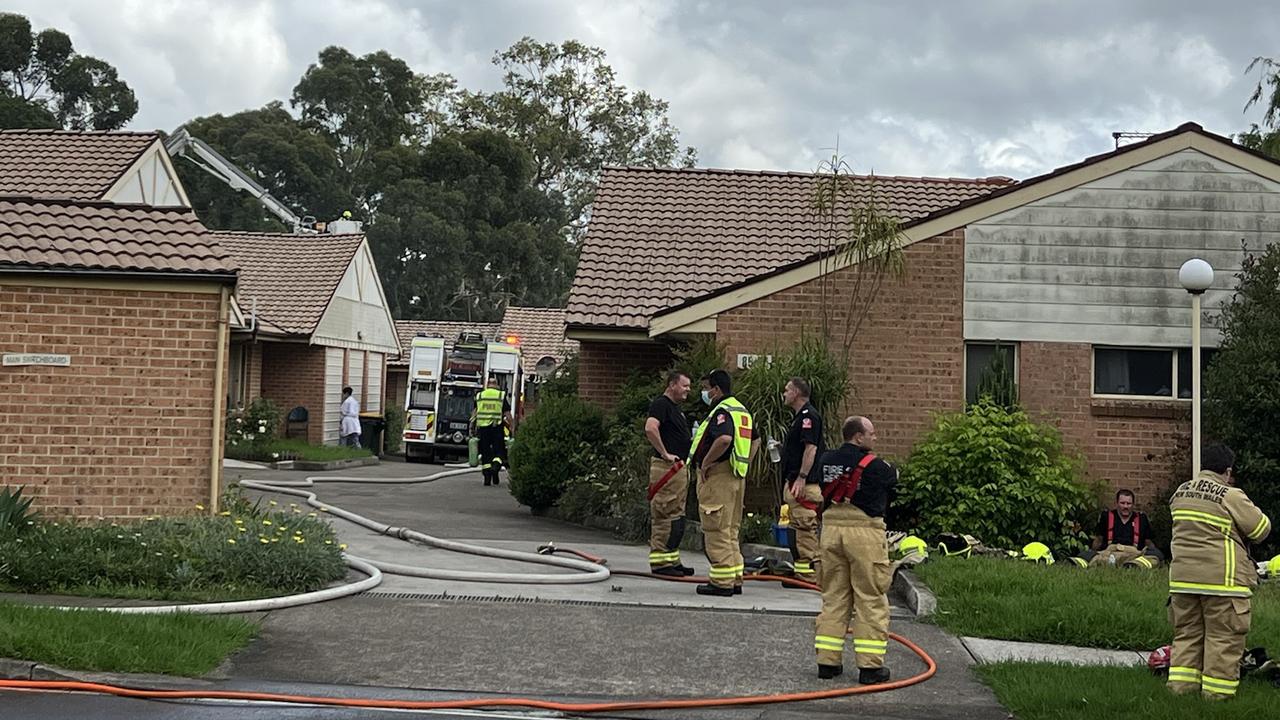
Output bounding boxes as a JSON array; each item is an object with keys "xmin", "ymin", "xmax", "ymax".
[
  {"xmin": 1268, "ymin": 554, "xmax": 1280, "ymax": 578},
  {"xmin": 1020, "ymin": 541, "xmax": 1055, "ymax": 564},
  {"xmin": 1148, "ymin": 645, "xmax": 1171, "ymax": 675},
  {"xmin": 898, "ymin": 535, "xmax": 929, "ymax": 560}
]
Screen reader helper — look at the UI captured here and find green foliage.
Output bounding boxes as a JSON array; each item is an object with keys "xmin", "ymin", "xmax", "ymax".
[
  {"xmin": 384, "ymin": 409, "xmax": 404, "ymax": 454},
  {"xmin": 235, "ymin": 438, "xmax": 372, "ymax": 463},
  {"xmin": 539, "ymin": 353, "xmax": 579, "ymax": 399},
  {"xmin": 613, "ymin": 369, "xmax": 664, "ymax": 429},
  {"xmin": 509, "ymin": 395, "xmax": 607, "ymax": 511},
  {"xmin": 0, "ymin": 12, "xmax": 136, "ymax": 130},
  {"xmin": 0, "ymin": 602, "xmax": 257, "ymax": 677},
  {"xmin": 671, "ymin": 335, "xmax": 729, "ymax": 420},
  {"xmin": 974, "ymin": 342, "xmax": 1019, "ymax": 410},
  {"xmin": 556, "ymin": 424, "xmax": 653, "ymax": 542},
  {"xmin": 224, "ymin": 397, "xmax": 283, "ymax": 459},
  {"xmin": 0, "ymin": 485, "xmax": 37, "ymax": 531},
  {"xmin": 897, "ymin": 398, "xmax": 1095, "ymax": 553},
  {"xmin": 0, "ymin": 502, "xmax": 346, "ymax": 600},
  {"xmin": 457, "ymin": 37, "xmax": 696, "ymax": 235},
  {"xmin": 740, "ymin": 512, "xmax": 776, "ymax": 546},
  {"xmin": 1203, "ymin": 242, "xmax": 1280, "ymax": 556}
]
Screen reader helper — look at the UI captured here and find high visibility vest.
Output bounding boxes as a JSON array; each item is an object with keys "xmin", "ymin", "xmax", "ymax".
[
  {"xmin": 688, "ymin": 396, "xmax": 753, "ymax": 478},
  {"xmin": 475, "ymin": 388, "xmax": 505, "ymax": 427}
]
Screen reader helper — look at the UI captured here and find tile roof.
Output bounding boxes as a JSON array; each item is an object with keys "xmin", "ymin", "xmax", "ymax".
[
  {"xmin": 213, "ymin": 231, "xmax": 365, "ymax": 335},
  {"xmin": 0, "ymin": 197, "xmax": 235, "ymax": 276},
  {"xmin": 391, "ymin": 320, "xmax": 501, "ymax": 367},
  {"xmin": 0, "ymin": 129, "xmax": 158, "ymax": 201},
  {"xmin": 499, "ymin": 306, "xmax": 577, "ymax": 373},
  {"xmin": 566, "ymin": 167, "xmax": 1014, "ymax": 329}
]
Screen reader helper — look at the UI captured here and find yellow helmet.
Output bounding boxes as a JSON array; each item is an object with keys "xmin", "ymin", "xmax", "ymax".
[
  {"xmin": 1021, "ymin": 541, "xmax": 1055, "ymax": 565},
  {"xmin": 898, "ymin": 535, "xmax": 929, "ymax": 560}
]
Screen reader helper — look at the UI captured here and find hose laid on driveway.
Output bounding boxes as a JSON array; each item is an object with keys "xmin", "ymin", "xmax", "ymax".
[{"xmin": 0, "ymin": 465, "xmax": 938, "ymax": 711}]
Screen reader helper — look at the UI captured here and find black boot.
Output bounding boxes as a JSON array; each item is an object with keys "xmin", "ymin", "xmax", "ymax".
[
  {"xmin": 695, "ymin": 583, "xmax": 734, "ymax": 597},
  {"xmin": 733, "ymin": 585, "xmax": 743, "ymax": 595},
  {"xmin": 818, "ymin": 664, "xmax": 843, "ymax": 680},
  {"xmin": 674, "ymin": 564, "xmax": 695, "ymax": 576},
  {"xmin": 858, "ymin": 667, "xmax": 891, "ymax": 685},
  {"xmin": 651, "ymin": 566, "xmax": 686, "ymax": 578}
]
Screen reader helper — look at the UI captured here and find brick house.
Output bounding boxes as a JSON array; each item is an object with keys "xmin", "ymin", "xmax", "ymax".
[
  {"xmin": 567, "ymin": 123, "xmax": 1280, "ymax": 503},
  {"xmin": 215, "ymin": 231, "xmax": 399, "ymax": 445},
  {"xmin": 0, "ymin": 130, "xmax": 237, "ymax": 517},
  {"xmin": 385, "ymin": 306, "xmax": 577, "ymax": 418}
]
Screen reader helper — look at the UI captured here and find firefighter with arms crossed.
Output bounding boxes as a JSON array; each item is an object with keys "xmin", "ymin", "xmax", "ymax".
[
  {"xmin": 781, "ymin": 376, "xmax": 824, "ymax": 585},
  {"xmin": 689, "ymin": 369, "xmax": 757, "ymax": 597},
  {"xmin": 813, "ymin": 415, "xmax": 896, "ymax": 684},
  {"xmin": 1167, "ymin": 443, "xmax": 1271, "ymax": 700}
]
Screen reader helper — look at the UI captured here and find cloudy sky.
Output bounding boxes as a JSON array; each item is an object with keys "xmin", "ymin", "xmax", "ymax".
[{"xmin": 10, "ymin": 0, "xmax": 1280, "ymax": 179}]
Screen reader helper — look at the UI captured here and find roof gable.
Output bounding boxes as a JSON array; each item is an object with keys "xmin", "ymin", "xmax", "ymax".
[
  {"xmin": 214, "ymin": 231, "xmax": 364, "ymax": 335},
  {"xmin": 565, "ymin": 166, "xmax": 1012, "ymax": 330},
  {"xmin": 647, "ymin": 123, "xmax": 1280, "ymax": 337},
  {"xmin": 0, "ymin": 130, "xmax": 160, "ymax": 201}
]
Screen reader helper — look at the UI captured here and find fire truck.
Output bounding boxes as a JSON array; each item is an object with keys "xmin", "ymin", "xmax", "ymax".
[{"xmin": 402, "ymin": 331, "xmax": 523, "ymax": 463}]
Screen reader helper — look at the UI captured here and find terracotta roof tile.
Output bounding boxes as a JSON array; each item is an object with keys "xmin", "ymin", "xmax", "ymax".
[
  {"xmin": 0, "ymin": 197, "xmax": 235, "ymax": 276},
  {"xmin": 213, "ymin": 231, "xmax": 365, "ymax": 336},
  {"xmin": 566, "ymin": 167, "xmax": 1014, "ymax": 329},
  {"xmin": 499, "ymin": 306, "xmax": 577, "ymax": 373},
  {"xmin": 391, "ymin": 320, "xmax": 501, "ymax": 366},
  {"xmin": 0, "ymin": 129, "xmax": 158, "ymax": 200}
]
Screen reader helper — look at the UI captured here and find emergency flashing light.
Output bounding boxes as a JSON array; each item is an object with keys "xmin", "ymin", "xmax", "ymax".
[{"xmin": 504, "ymin": 335, "xmax": 520, "ymax": 345}]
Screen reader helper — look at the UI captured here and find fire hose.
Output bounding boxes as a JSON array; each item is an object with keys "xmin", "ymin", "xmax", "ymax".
[{"xmin": 0, "ymin": 466, "xmax": 937, "ymax": 712}]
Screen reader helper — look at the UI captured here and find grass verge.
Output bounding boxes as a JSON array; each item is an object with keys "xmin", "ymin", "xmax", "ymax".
[
  {"xmin": 914, "ymin": 555, "xmax": 1280, "ymax": 649},
  {"xmin": 229, "ymin": 439, "xmax": 373, "ymax": 463},
  {"xmin": 979, "ymin": 663, "xmax": 1275, "ymax": 720},
  {"xmin": 0, "ymin": 602, "xmax": 256, "ymax": 676}
]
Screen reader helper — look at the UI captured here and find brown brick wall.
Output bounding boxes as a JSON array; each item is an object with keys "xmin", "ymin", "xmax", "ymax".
[
  {"xmin": 718, "ymin": 229, "xmax": 967, "ymax": 460},
  {"xmin": 246, "ymin": 342, "xmax": 263, "ymax": 404},
  {"xmin": 0, "ymin": 283, "xmax": 221, "ymax": 518},
  {"xmin": 260, "ymin": 342, "xmax": 327, "ymax": 445},
  {"xmin": 578, "ymin": 340, "xmax": 675, "ymax": 412},
  {"xmin": 1021, "ymin": 341, "xmax": 1189, "ymax": 504}
]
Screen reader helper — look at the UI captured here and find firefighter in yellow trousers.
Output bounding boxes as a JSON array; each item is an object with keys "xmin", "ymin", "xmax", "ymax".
[
  {"xmin": 690, "ymin": 369, "xmax": 757, "ymax": 597},
  {"xmin": 780, "ymin": 377, "xmax": 824, "ymax": 585},
  {"xmin": 814, "ymin": 416, "xmax": 896, "ymax": 684},
  {"xmin": 1167, "ymin": 443, "xmax": 1271, "ymax": 700}
]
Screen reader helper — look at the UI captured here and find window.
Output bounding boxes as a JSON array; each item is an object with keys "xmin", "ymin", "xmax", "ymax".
[
  {"xmin": 1092, "ymin": 347, "xmax": 1217, "ymax": 399},
  {"xmin": 965, "ymin": 342, "xmax": 1018, "ymax": 404},
  {"xmin": 227, "ymin": 345, "xmax": 248, "ymax": 409}
]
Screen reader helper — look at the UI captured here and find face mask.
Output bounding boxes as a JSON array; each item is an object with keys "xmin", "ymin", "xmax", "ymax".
[{"xmin": 701, "ymin": 390, "xmax": 712, "ymax": 405}]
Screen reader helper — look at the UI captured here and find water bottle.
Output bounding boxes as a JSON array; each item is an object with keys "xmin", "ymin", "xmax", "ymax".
[{"xmin": 767, "ymin": 437, "xmax": 781, "ymax": 464}]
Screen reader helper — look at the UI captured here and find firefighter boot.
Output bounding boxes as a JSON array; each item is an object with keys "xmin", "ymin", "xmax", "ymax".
[
  {"xmin": 859, "ymin": 667, "xmax": 892, "ymax": 685},
  {"xmin": 817, "ymin": 664, "xmax": 843, "ymax": 679}
]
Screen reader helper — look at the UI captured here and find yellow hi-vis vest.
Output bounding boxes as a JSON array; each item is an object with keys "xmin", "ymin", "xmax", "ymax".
[
  {"xmin": 688, "ymin": 396, "xmax": 753, "ymax": 478},
  {"xmin": 475, "ymin": 388, "xmax": 505, "ymax": 427}
]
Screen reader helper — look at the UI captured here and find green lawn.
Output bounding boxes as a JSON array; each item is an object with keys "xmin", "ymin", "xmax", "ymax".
[
  {"xmin": 979, "ymin": 663, "xmax": 1276, "ymax": 720},
  {"xmin": 0, "ymin": 602, "xmax": 256, "ymax": 676},
  {"xmin": 264, "ymin": 438, "xmax": 373, "ymax": 462},
  {"xmin": 914, "ymin": 555, "xmax": 1280, "ymax": 649}
]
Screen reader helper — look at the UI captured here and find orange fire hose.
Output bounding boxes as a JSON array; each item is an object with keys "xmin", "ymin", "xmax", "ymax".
[{"xmin": 0, "ymin": 546, "xmax": 937, "ymax": 712}]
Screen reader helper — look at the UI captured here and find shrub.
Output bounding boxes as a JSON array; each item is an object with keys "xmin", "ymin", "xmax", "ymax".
[
  {"xmin": 0, "ymin": 498, "xmax": 346, "ymax": 599},
  {"xmin": 225, "ymin": 398, "xmax": 283, "ymax": 460},
  {"xmin": 509, "ymin": 395, "xmax": 607, "ymax": 512},
  {"xmin": 896, "ymin": 398, "xmax": 1096, "ymax": 553},
  {"xmin": 0, "ymin": 485, "xmax": 38, "ymax": 532},
  {"xmin": 539, "ymin": 353, "xmax": 579, "ymax": 399},
  {"xmin": 557, "ymin": 425, "xmax": 654, "ymax": 541},
  {"xmin": 384, "ymin": 409, "xmax": 404, "ymax": 454}
]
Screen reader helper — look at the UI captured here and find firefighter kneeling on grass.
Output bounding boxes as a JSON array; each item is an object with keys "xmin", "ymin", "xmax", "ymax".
[
  {"xmin": 813, "ymin": 415, "xmax": 896, "ymax": 684},
  {"xmin": 1167, "ymin": 442, "xmax": 1271, "ymax": 701}
]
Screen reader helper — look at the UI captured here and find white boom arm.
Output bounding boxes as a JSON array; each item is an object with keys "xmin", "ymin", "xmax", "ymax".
[{"xmin": 165, "ymin": 127, "xmax": 308, "ymax": 231}]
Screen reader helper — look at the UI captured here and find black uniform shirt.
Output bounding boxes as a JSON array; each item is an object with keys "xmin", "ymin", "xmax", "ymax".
[
  {"xmin": 694, "ymin": 406, "xmax": 734, "ymax": 467},
  {"xmin": 1094, "ymin": 510, "xmax": 1151, "ymax": 547},
  {"xmin": 816, "ymin": 443, "xmax": 896, "ymax": 517},
  {"xmin": 782, "ymin": 402, "xmax": 824, "ymax": 483},
  {"xmin": 647, "ymin": 395, "xmax": 691, "ymax": 459}
]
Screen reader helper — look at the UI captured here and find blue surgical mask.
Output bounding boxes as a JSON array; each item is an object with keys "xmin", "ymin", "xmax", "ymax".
[{"xmin": 701, "ymin": 390, "xmax": 712, "ymax": 405}]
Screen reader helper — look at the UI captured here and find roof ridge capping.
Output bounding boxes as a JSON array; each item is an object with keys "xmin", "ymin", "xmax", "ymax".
[{"xmin": 599, "ymin": 164, "xmax": 1015, "ymax": 184}]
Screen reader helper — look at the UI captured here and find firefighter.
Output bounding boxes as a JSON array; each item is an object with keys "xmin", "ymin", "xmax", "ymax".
[
  {"xmin": 813, "ymin": 415, "xmax": 896, "ymax": 684},
  {"xmin": 690, "ymin": 369, "xmax": 757, "ymax": 597},
  {"xmin": 1167, "ymin": 443, "xmax": 1272, "ymax": 700},
  {"xmin": 645, "ymin": 370, "xmax": 694, "ymax": 577},
  {"xmin": 470, "ymin": 376, "xmax": 512, "ymax": 487},
  {"xmin": 780, "ymin": 376, "xmax": 824, "ymax": 585},
  {"xmin": 1081, "ymin": 489, "xmax": 1162, "ymax": 569}
]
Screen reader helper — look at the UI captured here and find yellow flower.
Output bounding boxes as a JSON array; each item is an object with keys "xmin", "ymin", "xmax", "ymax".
[
  {"xmin": 324, "ymin": 540, "xmax": 332, "ymax": 545},
  {"xmin": 289, "ymin": 503, "xmax": 298, "ymax": 508},
  {"xmin": 268, "ymin": 500, "xmax": 277, "ymax": 507},
  {"xmin": 195, "ymin": 504, "xmax": 205, "ymax": 511},
  {"xmin": 259, "ymin": 538, "xmax": 269, "ymax": 544},
  {"xmin": 262, "ymin": 520, "xmax": 272, "ymax": 526},
  {"xmin": 271, "ymin": 537, "xmax": 279, "ymax": 543},
  {"xmin": 219, "ymin": 511, "xmax": 231, "ymax": 517},
  {"xmin": 339, "ymin": 544, "xmax": 348, "ymax": 550},
  {"xmin": 308, "ymin": 512, "xmax": 317, "ymax": 518},
  {"xmin": 227, "ymin": 539, "xmax": 237, "ymax": 545},
  {"xmin": 238, "ymin": 527, "xmax": 247, "ymax": 533}
]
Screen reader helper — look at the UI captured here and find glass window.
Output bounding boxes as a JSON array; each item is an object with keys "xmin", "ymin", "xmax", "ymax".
[
  {"xmin": 965, "ymin": 342, "xmax": 1017, "ymax": 404},
  {"xmin": 1094, "ymin": 348, "xmax": 1173, "ymax": 396},
  {"xmin": 1175, "ymin": 348, "xmax": 1219, "ymax": 399}
]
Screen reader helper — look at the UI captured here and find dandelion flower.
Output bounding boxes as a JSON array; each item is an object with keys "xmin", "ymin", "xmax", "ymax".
[
  {"xmin": 269, "ymin": 500, "xmax": 278, "ymax": 507},
  {"xmin": 324, "ymin": 540, "xmax": 332, "ymax": 545},
  {"xmin": 195, "ymin": 504, "xmax": 205, "ymax": 511},
  {"xmin": 339, "ymin": 544, "xmax": 348, "ymax": 550},
  {"xmin": 219, "ymin": 511, "xmax": 231, "ymax": 517},
  {"xmin": 259, "ymin": 537, "xmax": 269, "ymax": 544},
  {"xmin": 227, "ymin": 539, "xmax": 237, "ymax": 545},
  {"xmin": 262, "ymin": 519, "xmax": 273, "ymax": 526}
]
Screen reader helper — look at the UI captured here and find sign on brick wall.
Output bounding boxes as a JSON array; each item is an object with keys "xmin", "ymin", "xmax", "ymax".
[
  {"xmin": 3, "ymin": 353, "xmax": 71, "ymax": 367},
  {"xmin": 736, "ymin": 353, "xmax": 773, "ymax": 369}
]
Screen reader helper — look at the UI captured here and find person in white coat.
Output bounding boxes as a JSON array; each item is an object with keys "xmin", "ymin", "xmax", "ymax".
[{"xmin": 339, "ymin": 386, "xmax": 362, "ymax": 447}]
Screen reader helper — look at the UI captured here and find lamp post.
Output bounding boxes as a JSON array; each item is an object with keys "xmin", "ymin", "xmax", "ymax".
[{"xmin": 1179, "ymin": 258, "xmax": 1214, "ymax": 480}]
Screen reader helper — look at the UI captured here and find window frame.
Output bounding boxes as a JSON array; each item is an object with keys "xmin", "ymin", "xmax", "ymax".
[{"xmin": 1090, "ymin": 345, "xmax": 1216, "ymax": 401}]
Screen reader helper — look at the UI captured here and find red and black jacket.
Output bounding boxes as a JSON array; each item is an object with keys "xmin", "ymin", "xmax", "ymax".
[{"xmin": 816, "ymin": 443, "xmax": 896, "ymax": 517}]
